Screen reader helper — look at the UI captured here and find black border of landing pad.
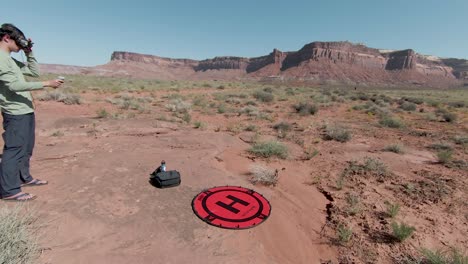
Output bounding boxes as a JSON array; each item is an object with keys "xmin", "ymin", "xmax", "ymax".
[{"xmin": 191, "ymin": 186, "xmax": 272, "ymax": 230}]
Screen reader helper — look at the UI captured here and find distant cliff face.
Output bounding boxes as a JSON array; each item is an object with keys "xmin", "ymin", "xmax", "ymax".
[{"xmin": 42, "ymin": 42, "xmax": 467, "ymax": 87}]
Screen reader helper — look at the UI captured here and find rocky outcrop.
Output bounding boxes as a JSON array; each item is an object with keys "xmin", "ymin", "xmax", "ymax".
[
  {"xmin": 281, "ymin": 41, "xmax": 387, "ymax": 71},
  {"xmin": 111, "ymin": 51, "xmax": 197, "ymax": 65},
  {"xmin": 441, "ymin": 58, "xmax": 468, "ymax": 79},
  {"xmin": 195, "ymin": 57, "xmax": 250, "ymax": 71},
  {"xmin": 41, "ymin": 42, "xmax": 467, "ymax": 87},
  {"xmin": 384, "ymin": 50, "xmax": 416, "ymax": 70}
]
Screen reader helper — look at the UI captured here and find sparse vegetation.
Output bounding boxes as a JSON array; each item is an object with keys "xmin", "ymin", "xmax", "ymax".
[
  {"xmin": 165, "ymin": 98, "xmax": 192, "ymax": 113},
  {"xmin": 384, "ymin": 201, "xmax": 400, "ymax": 218},
  {"xmin": 391, "ymin": 222, "xmax": 415, "ymax": 242},
  {"xmin": 421, "ymin": 248, "xmax": 468, "ymax": 264},
  {"xmin": 51, "ymin": 130, "xmax": 64, "ymax": 137},
  {"xmin": 248, "ymin": 141, "xmax": 288, "ymax": 159},
  {"xmin": 96, "ymin": 108, "xmax": 109, "ymax": 118},
  {"xmin": 337, "ymin": 224, "xmax": 353, "ymax": 244},
  {"xmin": 324, "ymin": 124, "xmax": 352, "ymax": 142},
  {"xmin": 193, "ymin": 121, "xmax": 206, "ymax": 129},
  {"xmin": 293, "ymin": 102, "xmax": 318, "ymax": 115},
  {"xmin": 399, "ymin": 101, "xmax": 417, "ymax": 111},
  {"xmin": 37, "ymin": 91, "xmax": 81, "ymax": 105},
  {"xmin": 245, "ymin": 124, "xmax": 257, "ymax": 132},
  {"xmin": 304, "ymin": 148, "xmax": 319, "ymax": 160},
  {"xmin": 253, "ymin": 90, "xmax": 274, "ymax": 102},
  {"xmin": 0, "ymin": 206, "xmax": 39, "ymax": 264},
  {"xmin": 383, "ymin": 144, "xmax": 404, "ymax": 154},
  {"xmin": 249, "ymin": 164, "xmax": 278, "ymax": 186},
  {"xmin": 437, "ymin": 150, "xmax": 453, "ymax": 164},
  {"xmin": 379, "ymin": 115, "xmax": 405, "ymax": 128},
  {"xmin": 346, "ymin": 194, "xmax": 361, "ymax": 216}
]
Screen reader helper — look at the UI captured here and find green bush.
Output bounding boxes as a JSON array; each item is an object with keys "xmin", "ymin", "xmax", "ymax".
[
  {"xmin": 379, "ymin": 115, "xmax": 405, "ymax": 128},
  {"xmin": 448, "ymin": 101, "xmax": 465, "ymax": 108},
  {"xmin": 248, "ymin": 141, "xmax": 288, "ymax": 159},
  {"xmin": 0, "ymin": 206, "xmax": 39, "ymax": 264},
  {"xmin": 96, "ymin": 108, "xmax": 109, "ymax": 118},
  {"xmin": 363, "ymin": 157, "xmax": 389, "ymax": 178},
  {"xmin": 324, "ymin": 124, "xmax": 352, "ymax": 142},
  {"xmin": 400, "ymin": 101, "xmax": 417, "ymax": 111},
  {"xmin": 337, "ymin": 225, "xmax": 353, "ymax": 244},
  {"xmin": 253, "ymin": 91, "xmax": 274, "ymax": 102},
  {"xmin": 293, "ymin": 102, "xmax": 318, "ymax": 115},
  {"xmin": 37, "ymin": 91, "xmax": 81, "ymax": 105},
  {"xmin": 383, "ymin": 144, "xmax": 404, "ymax": 154},
  {"xmin": 273, "ymin": 122, "xmax": 292, "ymax": 132},
  {"xmin": 421, "ymin": 248, "xmax": 468, "ymax": 264},
  {"xmin": 391, "ymin": 222, "xmax": 415, "ymax": 242},
  {"xmin": 384, "ymin": 201, "xmax": 400, "ymax": 218},
  {"xmin": 442, "ymin": 112, "xmax": 457, "ymax": 123},
  {"xmin": 437, "ymin": 150, "xmax": 453, "ymax": 164}
]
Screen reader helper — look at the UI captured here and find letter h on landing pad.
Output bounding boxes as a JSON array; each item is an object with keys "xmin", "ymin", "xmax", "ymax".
[{"xmin": 215, "ymin": 195, "xmax": 250, "ymax": 214}]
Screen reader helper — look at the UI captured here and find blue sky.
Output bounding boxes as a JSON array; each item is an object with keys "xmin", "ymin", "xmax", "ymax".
[{"xmin": 3, "ymin": 0, "xmax": 467, "ymax": 66}]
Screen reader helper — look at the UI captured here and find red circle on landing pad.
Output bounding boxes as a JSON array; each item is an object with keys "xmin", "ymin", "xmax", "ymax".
[{"xmin": 192, "ymin": 186, "xmax": 271, "ymax": 229}]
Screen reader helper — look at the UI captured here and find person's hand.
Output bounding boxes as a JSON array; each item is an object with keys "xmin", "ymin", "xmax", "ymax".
[
  {"xmin": 42, "ymin": 79, "xmax": 64, "ymax": 89},
  {"xmin": 23, "ymin": 38, "xmax": 34, "ymax": 54}
]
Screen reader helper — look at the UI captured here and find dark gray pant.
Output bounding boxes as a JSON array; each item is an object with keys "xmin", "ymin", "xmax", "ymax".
[{"xmin": 0, "ymin": 112, "xmax": 35, "ymax": 197}]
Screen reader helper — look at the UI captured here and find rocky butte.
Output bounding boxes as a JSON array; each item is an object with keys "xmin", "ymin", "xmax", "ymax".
[{"xmin": 40, "ymin": 41, "xmax": 468, "ymax": 87}]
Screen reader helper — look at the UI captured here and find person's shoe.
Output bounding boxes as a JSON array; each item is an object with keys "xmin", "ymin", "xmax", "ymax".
[
  {"xmin": 2, "ymin": 192, "xmax": 37, "ymax": 202},
  {"xmin": 21, "ymin": 179, "xmax": 48, "ymax": 187}
]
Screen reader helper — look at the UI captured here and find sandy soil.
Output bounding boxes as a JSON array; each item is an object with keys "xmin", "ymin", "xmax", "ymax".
[{"xmin": 1, "ymin": 86, "xmax": 467, "ymax": 264}]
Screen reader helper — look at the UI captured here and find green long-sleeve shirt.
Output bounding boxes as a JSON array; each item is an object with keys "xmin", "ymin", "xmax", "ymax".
[{"xmin": 0, "ymin": 49, "xmax": 44, "ymax": 115}]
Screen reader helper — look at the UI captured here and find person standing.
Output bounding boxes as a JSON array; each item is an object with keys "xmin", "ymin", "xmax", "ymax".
[{"xmin": 0, "ymin": 23, "xmax": 63, "ymax": 201}]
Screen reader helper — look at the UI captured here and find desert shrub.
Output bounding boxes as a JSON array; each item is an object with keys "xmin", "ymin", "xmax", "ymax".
[
  {"xmin": 384, "ymin": 201, "xmax": 400, "ymax": 218},
  {"xmin": 249, "ymin": 164, "xmax": 278, "ymax": 186},
  {"xmin": 337, "ymin": 224, "xmax": 353, "ymax": 244},
  {"xmin": 253, "ymin": 91, "xmax": 274, "ymax": 102},
  {"xmin": 437, "ymin": 150, "xmax": 453, "ymax": 164},
  {"xmin": 363, "ymin": 157, "xmax": 389, "ymax": 177},
  {"xmin": 442, "ymin": 112, "xmax": 457, "ymax": 123},
  {"xmin": 379, "ymin": 115, "xmax": 405, "ymax": 128},
  {"xmin": 217, "ymin": 104, "xmax": 227, "ymax": 114},
  {"xmin": 436, "ymin": 108, "xmax": 457, "ymax": 123},
  {"xmin": 402, "ymin": 97, "xmax": 424, "ymax": 105},
  {"xmin": 96, "ymin": 108, "xmax": 109, "ymax": 118},
  {"xmin": 324, "ymin": 124, "xmax": 352, "ymax": 142},
  {"xmin": 391, "ymin": 222, "xmax": 415, "ymax": 242},
  {"xmin": 240, "ymin": 106, "xmax": 260, "ymax": 117},
  {"xmin": 248, "ymin": 141, "xmax": 288, "ymax": 159},
  {"xmin": 383, "ymin": 144, "xmax": 404, "ymax": 154},
  {"xmin": 428, "ymin": 143, "xmax": 453, "ymax": 151},
  {"xmin": 193, "ymin": 121, "xmax": 206, "ymax": 129},
  {"xmin": 346, "ymin": 194, "xmax": 361, "ymax": 216},
  {"xmin": 181, "ymin": 112, "xmax": 192, "ymax": 123},
  {"xmin": 165, "ymin": 99, "xmax": 192, "ymax": 113},
  {"xmin": 192, "ymin": 96, "xmax": 208, "ymax": 107},
  {"xmin": 448, "ymin": 101, "xmax": 466, "ymax": 108},
  {"xmin": 453, "ymin": 136, "xmax": 468, "ymax": 145},
  {"xmin": 293, "ymin": 102, "xmax": 318, "ymax": 115},
  {"xmin": 304, "ymin": 148, "xmax": 319, "ymax": 160},
  {"xmin": 37, "ymin": 91, "xmax": 81, "ymax": 105},
  {"xmin": 358, "ymin": 93, "xmax": 370, "ymax": 101},
  {"xmin": 421, "ymin": 248, "xmax": 468, "ymax": 264},
  {"xmin": 245, "ymin": 124, "xmax": 257, "ymax": 132},
  {"xmin": 285, "ymin": 87, "xmax": 295, "ymax": 96},
  {"xmin": 51, "ymin": 130, "xmax": 64, "ymax": 137},
  {"xmin": 263, "ymin": 87, "xmax": 274, "ymax": 93},
  {"xmin": 273, "ymin": 122, "xmax": 291, "ymax": 132},
  {"xmin": 0, "ymin": 206, "xmax": 39, "ymax": 264},
  {"xmin": 400, "ymin": 101, "xmax": 417, "ymax": 111}
]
